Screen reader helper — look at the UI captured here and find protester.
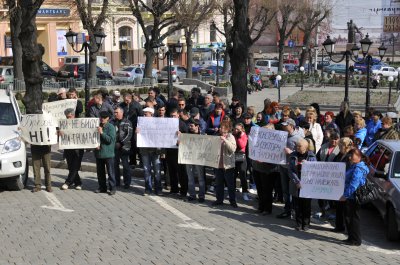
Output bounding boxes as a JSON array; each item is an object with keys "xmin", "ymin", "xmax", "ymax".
[
  {"xmin": 206, "ymin": 103, "xmax": 225, "ymax": 135},
  {"xmin": 67, "ymin": 88, "xmax": 83, "ymax": 117},
  {"xmin": 233, "ymin": 123, "xmax": 250, "ymax": 201},
  {"xmin": 95, "ymin": 110, "xmax": 117, "ymax": 195},
  {"xmin": 89, "ymin": 90, "xmax": 114, "ymax": 118},
  {"xmin": 365, "ymin": 110, "xmax": 382, "ymax": 147},
  {"xmin": 31, "ymin": 144, "xmax": 52, "ymax": 192},
  {"xmin": 299, "ymin": 121, "xmax": 316, "ymax": 153},
  {"xmin": 137, "ymin": 107, "xmax": 162, "ymax": 195},
  {"xmin": 335, "ymin": 101, "xmax": 353, "ymax": 135},
  {"xmin": 113, "ymin": 107, "xmax": 133, "ymax": 189},
  {"xmin": 111, "ymin": 90, "xmax": 121, "ymax": 108},
  {"xmin": 231, "ymin": 104, "xmax": 245, "ymax": 125},
  {"xmin": 57, "ymin": 87, "xmax": 67, "ymax": 100},
  {"xmin": 332, "ymin": 137, "xmax": 354, "ymax": 233},
  {"xmin": 323, "ymin": 111, "xmax": 340, "ymax": 134},
  {"xmin": 187, "ymin": 87, "xmax": 204, "ymax": 109},
  {"xmin": 277, "ymin": 118, "xmax": 303, "ymax": 219},
  {"xmin": 212, "ymin": 120, "xmax": 238, "ymax": 208},
  {"xmin": 267, "ymin": 101, "xmax": 281, "ymax": 124},
  {"xmin": 60, "ymin": 108, "xmax": 84, "ymax": 190},
  {"xmin": 374, "ymin": 116, "xmax": 400, "ymax": 141},
  {"xmin": 185, "ymin": 118, "xmax": 206, "ymax": 202},
  {"xmin": 289, "ymin": 139, "xmax": 317, "ymax": 231},
  {"xmin": 145, "ymin": 87, "xmax": 164, "ymax": 110},
  {"xmin": 294, "ymin": 107, "xmax": 305, "ymax": 126},
  {"xmin": 339, "ymin": 148, "xmax": 369, "ymax": 246},
  {"xmin": 255, "ymin": 112, "xmax": 266, "ymax": 127},
  {"xmin": 310, "ymin": 103, "xmax": 324, "ymax": 126},
  {"xmin": 199, "ymin": 94, "xmax": 215, "ymax": 121},
  {"xmin": 353, "ymin": 118, "xmax": 367, "ymax": 149},
  {"xmin": 177, "ymin": 97, "xmax": 188, "ymax": 112},
  {"xmin": 305, "ymin": 110, "xmax": 323, "ymax": 153},
  {"xmin": 190, "ymin": 107, "xmax": 207, "ymax": 134}
]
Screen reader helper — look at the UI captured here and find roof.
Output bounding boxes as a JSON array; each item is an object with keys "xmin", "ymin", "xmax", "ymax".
[{"xmin": 376, "ymin": 140, "xmax": 400, "ymax": 152}]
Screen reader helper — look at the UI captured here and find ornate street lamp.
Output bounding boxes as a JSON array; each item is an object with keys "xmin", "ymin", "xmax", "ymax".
[
  {"xmin": 276, "ymin": 75, "xmax": 282, "ymax": 102},
  {"xmin": 299, "ymin": 66, "xmax": 305, "ymax": 91},
  {"xmin": 65, "ymin": 28, "xmax": 106, "ymax": 116},
  {"xmin": 388, "ymin": 75, "xmax": 394, "ymax": 106},
  {"xmin": 209, "ymin": 43, "xmax": 226, "ymax": 87}
]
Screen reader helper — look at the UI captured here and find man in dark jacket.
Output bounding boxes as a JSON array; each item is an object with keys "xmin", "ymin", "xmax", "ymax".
[
  {"xmin": 113, "ymin": 107, "xmax": 133, "ymax": 189},
  {"xmin": 187, "ymin": 87, "xmax": 205, "ymax": 109},
  {"xmin": 89, "ymin": 90, "xmax": 114, "ymax": 119},
  {"xmin": 67, "ymin": 88, "xmax": 83, "ymax": 117},
  {"xmin": 95, "ymin": 111, "xmax": 117, "ymax": 195}
]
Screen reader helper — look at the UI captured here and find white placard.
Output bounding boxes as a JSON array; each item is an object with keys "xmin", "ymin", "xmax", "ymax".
[
  {"xmin": 58, "ymin": 118, "xmax": 100, "ymax": 149},
  {"xmin": 299, "ymin": 162, "xmax": 346, "ymax": 201},
  {"xmin": 248, "ymin": 126, "xmax": 288, "ymax": 165},
  {"xmin": 178, "ymin": 133, "xmax": 222, "ymax": 168},
  {"xmin": 20, "ymin": 113, "xmax": 58, "ymax": 145},
  {"xmin": 136, "ymin": 117, "xmax": 179, "ymax": 148},
  {"xmin": 42, "ymin": 99, "xmax": 77, "ymax": 121}
]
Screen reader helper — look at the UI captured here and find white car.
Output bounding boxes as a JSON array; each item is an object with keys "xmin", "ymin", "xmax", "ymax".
[
  {"xmin": 372, "ymin": 66, "xmax": 399, "ymax": 78},
  {"xmin": 113, "ymin": 66, "xmax": 144, "ymax": 83},
  {"xmin": 0, "ymin": 88, "xmax": 28, "ymax": 190}
]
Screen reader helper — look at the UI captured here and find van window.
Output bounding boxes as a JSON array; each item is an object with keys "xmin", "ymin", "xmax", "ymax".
[
  {"xmin": 135, "ymin": 68, "xmax": 142, "ymax": 74},
  {"xmin": 271, "ymin": 61, "xmax": 279, "ymax": 67},
  {"xmin": 256, "ymin": 61, "xmax": 268, "ymax": 67},
  {"xmin": 103, "ymin": 58, "xmax": 109, "ymax": 64}
]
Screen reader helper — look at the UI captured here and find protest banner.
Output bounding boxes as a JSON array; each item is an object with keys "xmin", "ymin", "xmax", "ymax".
[
  {"xmin": 58, "ymin": 118, "xmax": 100, "ymax": 149},
  {"xmin": 178, "ymin": 134, "xmax": 221, "ymax": 168},
  {"xmin": 248, "ymin": 126, "xmax": 288, "ymax": 165},
  {"xmin": 20, "ymin": 113, "xmax": 58, "ymax": 145},
  {"xmin": 42, "ymin": 99, "xmax": 77, "ymax": 120},
  {"xmin": 136, "ymin": 117, "xmax": 179, "ymax": 148},
  {"xmin": 299, "ymin": 162, "xmax": 346, "ymax": 201}
]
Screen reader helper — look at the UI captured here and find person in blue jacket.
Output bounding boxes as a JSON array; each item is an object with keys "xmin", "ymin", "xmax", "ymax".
[
  {"xmin": 353, "ymin": 118, "xmax": 367, "ymax": 149},
  {"xmin": 339, "ymin": 148, "xmax": 369, "ymax": 246},
  {"xmin": 365, "ymin": 111, "xmax": 382, "ymax": 147}
]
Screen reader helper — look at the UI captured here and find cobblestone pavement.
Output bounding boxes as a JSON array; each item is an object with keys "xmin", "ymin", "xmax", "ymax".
[{"xmin": 0, "ymin": 168, "xmax": 399, "ymax": 265}]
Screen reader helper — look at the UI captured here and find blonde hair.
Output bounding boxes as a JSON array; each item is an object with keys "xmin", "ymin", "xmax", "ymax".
[
  {"xmin": 353, "ymin": 111, "xmax": 362, "ymax": 121},
  {"xmin": 339, "ymin": 137, "xmax": 353, "ymax": 149},
  {"xmin": 305, "ymin": 111, "xmax": 317, "ymax": 122},
  {"xmin": 354, "ymin": 118, "xmax": 366, "ymax": 128},
  {"xmin": 294, "ymin": 107, "xmax": 302, "ymax": 116}
]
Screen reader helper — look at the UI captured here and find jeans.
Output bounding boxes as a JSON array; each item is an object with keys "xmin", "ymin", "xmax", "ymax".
[
  {"xmin": 142, "ymin": 150, "xmax": 161, "ymax": 193},
  {"xmin": 65, "ymin": 149, "xmax": 84, "ymax": 186},
  {"xmin": 96, "ymin": 157, "xmax": 116, "ymax": 191},
  {"xmin": 279, "ymin": 166, "xmax": 292, "ymax": 212},
  {"xmin": 115, "ymin": 149, "xmax": 132, "ymax": 186},
  {"xmin": 186, "ymin": 164, "xmax": 205, "ymax": 199},
  {"xmin": 215, "ymin": 168, "xmax": 235, "ymax": 203},
  {"xmin": 234, "ymin": 160, "xmax": 248, "ymax": 193}
]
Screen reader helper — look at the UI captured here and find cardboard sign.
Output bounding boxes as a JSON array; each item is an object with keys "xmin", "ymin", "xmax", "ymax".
[
  {"xmin": 42, "ymin": 99, "xmax": 77, "ymax": 121},
  {"xmin": 248, "ymin": 126, "xmax": 288, "ymax": 165},
  {"xmin": 137, "ymin": 117, "xmax": 179, "ymax": 148},
  {"xmin": 20, "ymin": 113, "xmax": 58, "ymax": 145},
  {"xmin": 58, "ymin": 118, "xmax": 100, "ymax": 149},
  {"xmin": 299, "ymin": 162, "xmax": 346, "ymax": 201},
  {"xmin": 178, "ymin": 133, "xmax": 221, "ymax": 168}
]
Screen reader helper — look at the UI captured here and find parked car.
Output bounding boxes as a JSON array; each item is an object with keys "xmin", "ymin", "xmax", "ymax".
[
  {"xmin": 113, "ymin": 66, "xmax": 144, "ymax": 83},
  {"xmin": 0, "ymin": 60, "xmax": 58, "ymax": 82},
  {"xmin": 199, "ymin": 65, "xmax": 224, "ymax": 76},
  {"xmin": 0, "ymin": 66, "xmax": 14, "ymax": 85},
  {"xmin": 283, "ymin": 63, "xmax": 298, "ymax": 73},
  {"xmin": 41, "ymin": 62, "xmax": 57, "ymax": 82},
  {"xmin": 323, "ymin": 64, "xmax": 346, "ymax": 74},
  {"xmin": 56, "ymin": 64, "xmax": 113, "ymax": 85},
  {"xmin": 354, "ymin": 58, "xmax": 382, "ymax": 74},
  {"xmin": 372, "ymin": 66, "xmax": 399, "ymax": 78},
  {"xmin": 158, "ymin": 65, "xmax": 187, "ymax": 83},
  {"xmin": 255, "ymin": 59, "xmax": 279, "ymax": 76},
  {"xmin": 364, "ymin": 140, "xmax": 400, "ymax": 241},
  {"xmin": 64, "ymin": 55, "xmax": 112, "ymax": 73},
  {"xmin": 0, "ymin": 88, "xmax": 28, "ymax": 190}
]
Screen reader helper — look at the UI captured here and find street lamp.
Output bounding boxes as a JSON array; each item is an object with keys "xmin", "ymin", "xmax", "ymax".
[
  {"xmin": 388, "ymin": 75, "xmax": 394, "ymax": 105},
  {"xmin": 323, "ymin": 33, "xmax": 386, "ymax": 110},
  {"xmin": 153, "ymin": 41, "xmax": 183, "ymax": 98},
  {"xmin": 209, "ymin": 43, "xmax": 226, "ymax": 87},
  {"xmin": 276, "ymin": 75, "xmax": 282, "ymax": 102},
  {"xmin": 397, "ymin": 67, "xmax": 400, "ymax": 93},
  {"xmin": 65, "ymin": 28, "xmax": 106, "ymax": 116},
  {"xmin": 299, "ymin": 66, "xmax": 305, "ymax": 91}
]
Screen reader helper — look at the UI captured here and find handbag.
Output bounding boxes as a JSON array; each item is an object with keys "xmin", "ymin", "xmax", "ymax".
[
  {"xmin": 235, "ymin": 152, "xmax": 246, "ymax": 162},
  {"xmin": 355, "ymin": 178, "xmax": 380, "ymax": 204}
]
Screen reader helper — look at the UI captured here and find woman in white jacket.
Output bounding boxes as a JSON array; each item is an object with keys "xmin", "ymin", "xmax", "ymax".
[
  {"xmin": 305, "ymin": 110, "xmax": 323, "ymax": 153},
  {"xmin": 212, "ymin": 120, "xmax": 238, "ymax": 208}
]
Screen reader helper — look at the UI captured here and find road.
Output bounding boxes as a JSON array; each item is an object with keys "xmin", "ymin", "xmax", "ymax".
[{"xmin": 0, "ymin": 168, "xmax": 399, "ymax": 265}]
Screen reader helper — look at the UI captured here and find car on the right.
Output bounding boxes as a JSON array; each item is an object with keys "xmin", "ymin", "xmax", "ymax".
[
  {"xmin": 372, "ymin": 66, "xmax": 399, "ymax": 78},
  {"xmin": 157, "ymin": 65, "xmax": 187, "ymax": 83},
  {"xmin": 364, "ymin": 140, "xmax": 400, "ymax": 241}
]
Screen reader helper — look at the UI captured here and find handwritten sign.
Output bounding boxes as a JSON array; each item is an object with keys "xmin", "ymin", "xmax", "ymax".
[
  {"xmin": 137, "ymin": 117, "xmax": 179, "ymax": 148},
  {"xmin": 248, "ymin": 127, "xmax": 288, "ymax": 164},
  {"xmin": 299, "ymin": 162, "xmax": 346, "ymax": 200},
  {"xmin": 20, "ymin": 113, "xmax": 58, "ymax": 145},
  {"xmin": 58, "ymin": 118, "xmax": 100, "ymax": 149},
  {"xmin": 42, "ymin": 99, "xmax": 77, "ymax": 121},
  {"xmin": 178, "ymin": 134, "xmax": 221, "ymax": 168}
]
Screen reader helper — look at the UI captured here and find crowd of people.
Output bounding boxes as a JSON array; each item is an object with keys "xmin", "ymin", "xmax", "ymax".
[{"xmin": 32, "ymin": 86, "xmax": 400, "ymax": 247}]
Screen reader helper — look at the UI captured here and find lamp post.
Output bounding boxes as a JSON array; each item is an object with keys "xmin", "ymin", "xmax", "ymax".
[
  {"xmin": 299, "ymin": 66, "xmax": 305, "ymax": 91},
  {"xmin": 153, "ymin": 42, "xmax": 183, "ymax": 98},
  {"xmin": 65, "ymin": 28, "xmax": 106, "ymax": 116},
  {"xmin": 388, "ymin": 75, "xmax": 394, "ymax": 106},
  {"xmin": 397, "ymin": 67, "xmax": 400, "ymax": 93},
  {"xmin": 322, "ymin": 34, "xmax": 386, "ymax": 108},
  {"xmin": 276, "ymin": 75, "xmax": 282, "ymax": 102},
  {"xmin": 209, "ymin": 43, "xmax": 226, "ymax": 87}
]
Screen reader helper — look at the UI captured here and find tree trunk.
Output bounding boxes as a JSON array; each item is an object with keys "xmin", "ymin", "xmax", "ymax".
[
  {"xmin": 88, "ymin": 32, "xmax": 98, "ymax": 80},
  {"xmin": 144, "ymin": 42, "xmax": 155, "ymax": 78},
  {"xmin": 248, "ymin": 52, "xmax": 255, "ymax": 74},
  {"xmin": 20, "ymin": 8, "xmax": 44, "ymax": 114},
  {"xmin": 278, "ymin": 38, "xmax": 285, "ymax": 74},
  {"xmin": 299, "ymin": 32, "xmax": 310, "ymax": 67},
  {"xmin": 10, "ymin": 8, "xmax": 23, "ymax": 80},
  {"xmin": 223, "ymin": 52, "xmax": 230, "ymax": 81},
  {"xmin": 185, "ymin": 30, "xmax": 193, "ymax": 79},
  {"xmin": 231, "ymin": 0, "xmax": 250, "ymax": 106}
]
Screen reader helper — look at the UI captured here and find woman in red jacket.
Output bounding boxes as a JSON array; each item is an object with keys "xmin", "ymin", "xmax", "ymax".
[{"xmin": 233, "ymin": 123, "xmax": 250, "ymax": 201}]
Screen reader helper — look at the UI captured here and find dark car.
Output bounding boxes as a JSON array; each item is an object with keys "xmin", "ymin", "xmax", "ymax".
[
  {"xmin": 283, "ymin": 63, "xmax": 298, "ymax": 73},
  {"xmin": 57, "ymin": 64, "xmax": 113, "ymax": 84},
  {"xmin": 199, "ymin": 65, "xmax": 224, "ymax": 76},
  {"xmin": 354, "ymin": 58, "xmax": 382, "ymax": 74},
  {"xmin": 42, "ymin": 62, "xmax": 57, "ymax": 82}
]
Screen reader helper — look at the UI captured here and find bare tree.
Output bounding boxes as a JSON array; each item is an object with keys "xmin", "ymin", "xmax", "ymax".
[
  {"xmin": 173, "ymin": 0, "xmax": 216, "ymax": 78},
  {"xmin": 74, "ymin": 0, "xmax": 109, "ymax": 79},
  {"xmin": 129, "ymin": 0, "xmax": 183, "ymax": 78},
  {"xmin": 276, "ymin": 0, "xmax": 304, "ymax": 73},
  {"xmin": 298, "ymin": 0, "xmax": 331, "ymax": 67}
]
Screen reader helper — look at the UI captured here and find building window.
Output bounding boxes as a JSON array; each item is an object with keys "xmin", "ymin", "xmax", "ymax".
[{"xmin": 119, "ymin": 26, "xmax": 133, "ymax": 65}]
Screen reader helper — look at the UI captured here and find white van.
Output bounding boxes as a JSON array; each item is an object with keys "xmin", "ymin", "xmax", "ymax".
[
  {"xmin": 64, "ymin": 55, "xmax": 112, "ymax": 74},
  {"xmin": 255, "ymin": 59, "xmax": 280, "ymax": 76}
]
